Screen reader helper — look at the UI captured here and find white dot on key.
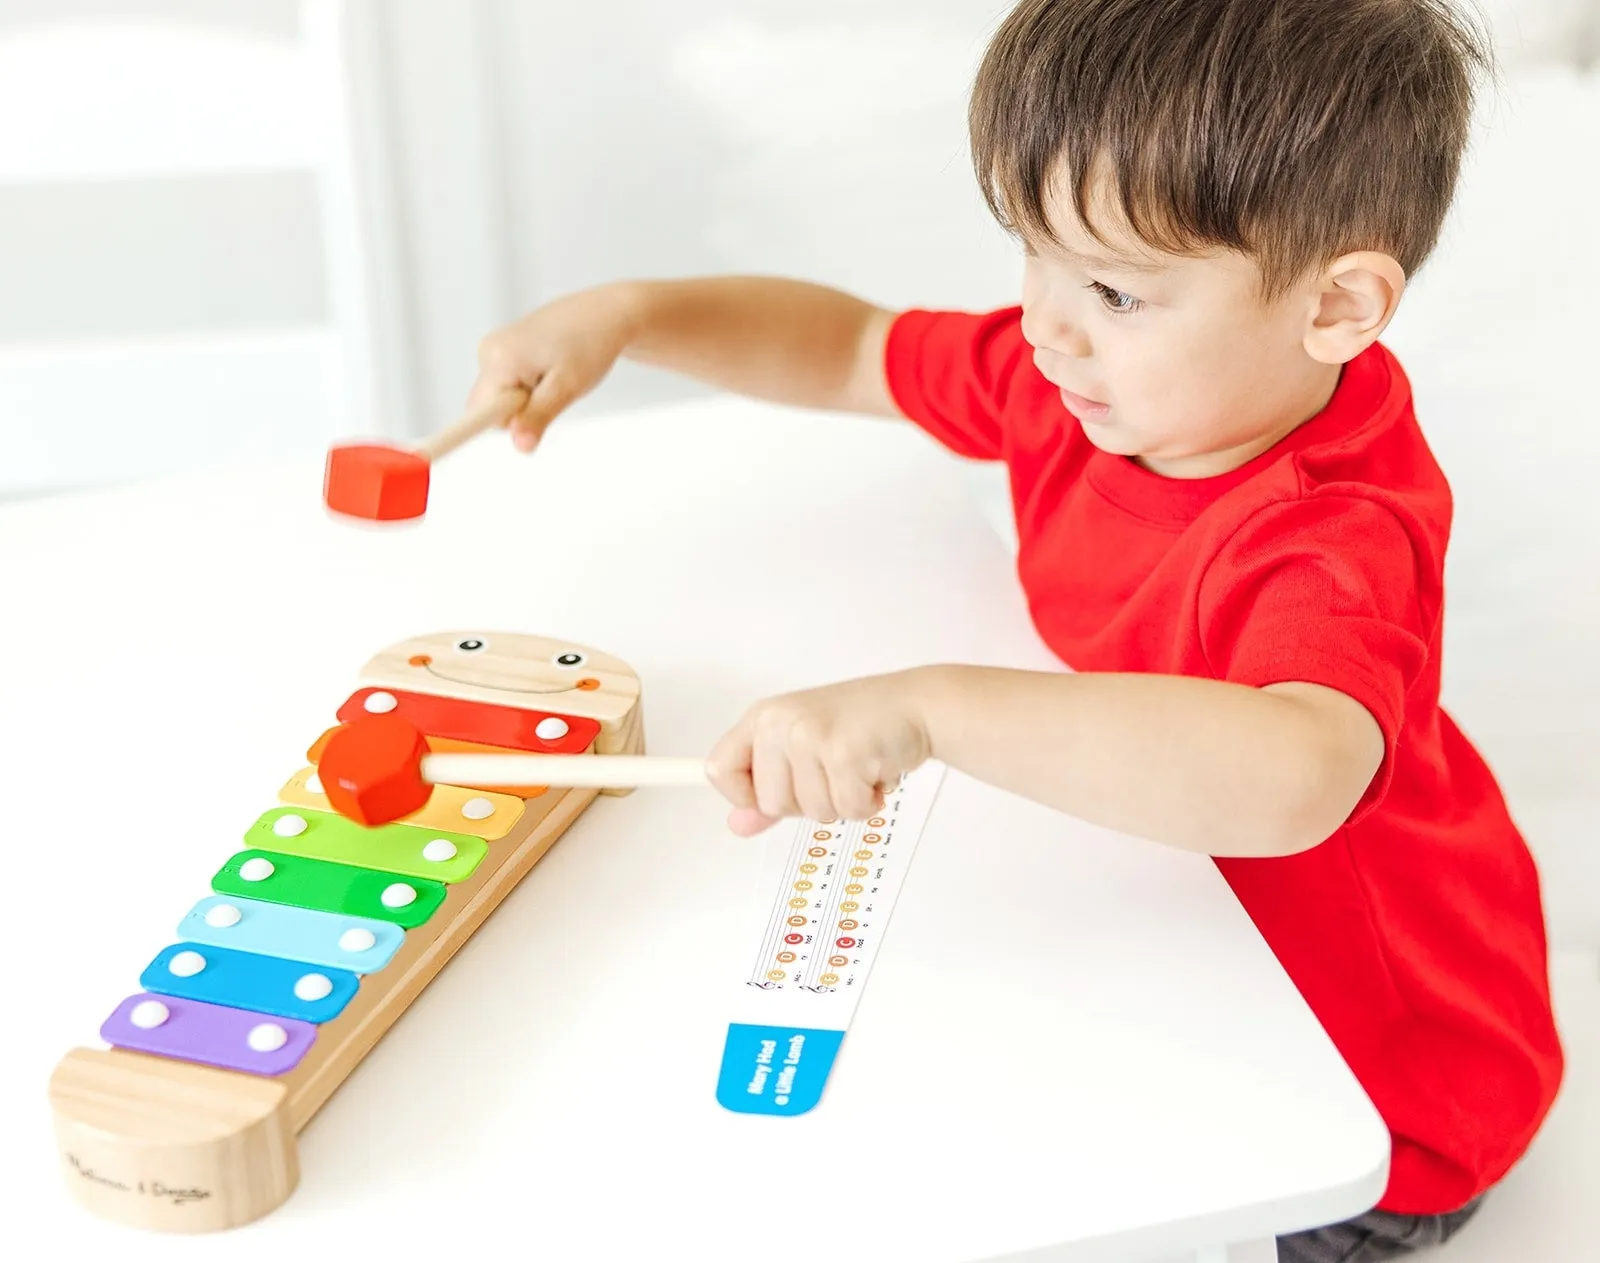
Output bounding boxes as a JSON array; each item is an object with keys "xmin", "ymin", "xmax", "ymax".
[
  {"xmin": 239, "ymin": 857, "xmax": 275, "ymax": 882},
  {"xmin": 339, "ymin": 927, "xmax": 376, "ymax": 953},
  {"xmin": 461, "ymin": 797, "xmax": 494, "ymax": 820},
  {"xmin": 305, "ymin": 772, "xmax": 323, "ymax": 794},
  {"xmin": 130, "ymin": 999, "xmax": 169, "ymax": 1029},
  {"xmin": 535, "ymin": 717, "xmax": 569, "ymax": 740},
  {"xmin": 294, "ymin": 973, "xmax": 333, "ymax": 1002},
  {"xmin": 205, "ymin": 903, "xmax": 242, "ymax": 928},
  {"xmin": 167, "ymin": 950, "xmax": 207, "ymax": 977},
  {"xmin": 422, "ymin": 839, "xmax": 457, "ymax": 862},
  {"xmin": 272, "ymin": 813, "xmax": 308, "ymax": 837},
  {"xmin": 363, "ymin": 691, "xmax": 398, "ymax": 713},
  {"xmin": 380, "ymin": 883, "xmax": 417, "ymax": 908},
  {"xmin": 247, "ymin": 1023, "xmax": 288, "ymax": 1053}
]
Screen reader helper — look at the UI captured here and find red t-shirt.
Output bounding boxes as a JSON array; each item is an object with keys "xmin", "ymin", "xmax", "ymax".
[{"xmin": 884, "ymin": 305, "xmax": 1563, "ymax": 1214}]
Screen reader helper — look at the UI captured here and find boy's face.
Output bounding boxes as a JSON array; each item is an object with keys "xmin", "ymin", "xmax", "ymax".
[{"xmin": 1018, "ymin": 173, "xmax": 1342, "ymax": 478}]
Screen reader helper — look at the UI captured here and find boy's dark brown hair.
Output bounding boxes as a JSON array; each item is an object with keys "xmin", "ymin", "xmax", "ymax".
[{"xmin": 969, "ymin": 0, "xmax": 1494, "ymax": 299}]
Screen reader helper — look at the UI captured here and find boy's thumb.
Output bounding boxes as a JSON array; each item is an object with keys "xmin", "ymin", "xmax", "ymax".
[{"xmin": 505, "ymin": 372, "xmax": 574, "ymax": 452}]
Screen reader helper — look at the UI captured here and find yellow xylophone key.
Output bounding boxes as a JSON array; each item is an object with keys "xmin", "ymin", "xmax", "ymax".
[{"xmin": 276, "ymin": 767, "xmax": 525, "ymax": 841}]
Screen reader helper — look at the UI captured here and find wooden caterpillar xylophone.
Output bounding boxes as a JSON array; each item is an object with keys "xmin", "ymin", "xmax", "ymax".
[{"xmin": 48, "ymin": 630, "xmax": 644, "ymax": 1233}]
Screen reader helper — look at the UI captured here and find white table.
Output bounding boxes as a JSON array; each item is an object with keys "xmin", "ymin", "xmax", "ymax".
[{"xmin": 0, "ymin": 397, "xmax": 1388, "ymax": 1262}]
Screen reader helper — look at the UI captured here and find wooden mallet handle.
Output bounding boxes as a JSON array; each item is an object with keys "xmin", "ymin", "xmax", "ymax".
[
  {"xmin": 413, "ymin": 388, "xmax": 530, "ymax": 462},
  {"xmin": 419, "ymin": 752, "xmax": 708, "ymax": 788},
  {"xmin": 317, "ymin": 712, "xmax": 709, "ymax": 825}
]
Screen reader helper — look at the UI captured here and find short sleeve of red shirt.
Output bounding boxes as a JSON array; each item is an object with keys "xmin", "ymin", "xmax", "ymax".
[
  {"xmin": 883, "ymin": 307, "xmax": 1029, "ymax": 461},
  {"xmin": 1198, "ymin": 494, "xmax": 1431, "ymax": 821}
]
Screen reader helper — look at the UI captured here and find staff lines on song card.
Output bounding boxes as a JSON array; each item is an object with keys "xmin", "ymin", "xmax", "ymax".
[
  {"xmin": 747, "ymin": 819, "xmax": 814, "ymax": 984},
  {"xmin": 817, "ymin": 819, "xmax": 868, "ymax": 989},
  {"xmin": 749, "ymin": 830, "xmax": 802, "ymax": 984},
  {"xmin": 748, "ymin": 818, "xmax": 841, "ymax": 986},
  {"xmin": 744, "ymin": 776, "xmax": 909, "ymax": 991}
]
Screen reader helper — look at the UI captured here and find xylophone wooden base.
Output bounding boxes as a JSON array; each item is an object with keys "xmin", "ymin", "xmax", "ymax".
[
  {"xmin": 50, "ymin": 1047, "xmax": 298, "ymax": 1233},
  {"xmin": 49, "ymin": 779, "xmax": 607, "ymax": 1233}
]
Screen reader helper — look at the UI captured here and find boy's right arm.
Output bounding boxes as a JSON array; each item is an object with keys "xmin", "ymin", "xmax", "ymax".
[{"xmin": 467, "ymin": 276, "xmax": 903, "ymax": 451}]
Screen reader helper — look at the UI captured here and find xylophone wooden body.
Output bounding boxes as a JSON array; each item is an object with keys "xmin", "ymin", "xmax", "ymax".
[{"xmin": 49, "ymin": 631, "xmax": 642, "ymax": 1232}]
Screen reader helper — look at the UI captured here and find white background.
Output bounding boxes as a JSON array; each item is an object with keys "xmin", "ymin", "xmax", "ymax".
[
  {"xmin": 6, "ymin": 0, "xmax": 1593, "ymax": 939},
  {"xmin": 0, "ymin": 0, "xmax": 1595, "ymax": 473},
  {"xmin": 2, "ymin": 1, "xmax": 1598, "ymax": 1257}
]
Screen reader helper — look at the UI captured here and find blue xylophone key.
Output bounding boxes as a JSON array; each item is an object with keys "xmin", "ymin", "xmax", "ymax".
[{"xmin": 140, "ymin": 942, "xmax": 360, "ymax": 1024}]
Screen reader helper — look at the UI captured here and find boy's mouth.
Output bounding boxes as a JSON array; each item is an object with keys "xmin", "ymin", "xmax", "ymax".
[{"xmin": 1059, "ymin": 386, "xmax": 1111, "ymax": 418}]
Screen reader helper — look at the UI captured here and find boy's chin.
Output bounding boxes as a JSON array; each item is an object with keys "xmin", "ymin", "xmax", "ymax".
[{"xmin": 1074, "ymin": 414, "xmax": 1138, "ymax": 455}]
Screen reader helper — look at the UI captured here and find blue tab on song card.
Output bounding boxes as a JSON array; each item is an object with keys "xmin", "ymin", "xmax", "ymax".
[{"xmin": 715, "ymin": 1023, "xmax": 846, "ymax": 1115}]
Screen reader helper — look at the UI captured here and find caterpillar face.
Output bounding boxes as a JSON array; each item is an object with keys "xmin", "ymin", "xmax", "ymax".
[{"xmin": 357, "ymin": 631, "xmax": 640, "ymax": 725}]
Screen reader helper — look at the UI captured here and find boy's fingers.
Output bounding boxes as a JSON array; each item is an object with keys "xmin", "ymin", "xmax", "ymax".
[
  {"xmin": 505, "ymin": 372, "xmax": 575, "ymax": 452},
  {"xmin": 727, "ymin": 805, "xmax": 777, "ymax": 837},
  {"xmin": 705, "ymin": 722, "xmax": 759, "ymax": 809},
  {"xmin": 708, "ymin": 713, "xmax": 791, "ymax": 835},
  {"xmin": 465, "ymin": 349, "xmax": 532, "ymax": 410},
  {"xmin": 832, "ymin": 771, "xmax": 882, "ymax": 822},
  {"xmin": 816, "ymin": 756, "xmax": 857, "ymax": 821},
  {"xmin": 790, "ymin": 753, "xmax": 836, "ymax": 823},
  {"xmin": 751, "ymin": 730, "xmax": 799, "ymax": 822}
]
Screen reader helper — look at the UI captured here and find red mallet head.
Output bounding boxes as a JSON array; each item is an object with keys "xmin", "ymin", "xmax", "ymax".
[
  {"xmin": 318, "ymin": 711, "xmax": 432, "ymax": 825},
  {"xmin": 322, "ymin": 387, "xmax": 531, "ymax": 524},
  {"xmin": 323, "ymin": 443, "xmax": 432, "ymax": 522}
]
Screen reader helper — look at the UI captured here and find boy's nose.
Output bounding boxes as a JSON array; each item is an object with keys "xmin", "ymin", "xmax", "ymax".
[{"xmin": 1021, "ymin": 307, "xmax": 1090, "ymax": 360}]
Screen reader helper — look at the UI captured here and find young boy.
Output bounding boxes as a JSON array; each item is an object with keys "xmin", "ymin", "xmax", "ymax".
[{"xmin": 466, "ymin": 0, "xmax": 1563, "ymax": 1256}]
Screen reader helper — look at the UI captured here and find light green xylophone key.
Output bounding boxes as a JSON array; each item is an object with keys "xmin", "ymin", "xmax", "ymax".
[{"xmin": 245, "ymin": 806, "xmax": 489, "ymax": 885}]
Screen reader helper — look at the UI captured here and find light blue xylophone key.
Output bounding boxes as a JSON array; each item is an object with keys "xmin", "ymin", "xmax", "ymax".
[{"xmin": 177, "ymin": 894, "xmax": 404, "ymax": 974}]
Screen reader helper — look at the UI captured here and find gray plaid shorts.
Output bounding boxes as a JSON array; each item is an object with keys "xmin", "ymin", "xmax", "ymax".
[{"xmin": 1276, "ymin": 1195, "xmax": 1485, "ymax": 1262}]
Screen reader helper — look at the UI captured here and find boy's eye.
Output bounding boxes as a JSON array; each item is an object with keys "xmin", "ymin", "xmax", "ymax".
[{"xmin": 1087, "ymin": 280, "xmax": 1143, "ymax": 314}]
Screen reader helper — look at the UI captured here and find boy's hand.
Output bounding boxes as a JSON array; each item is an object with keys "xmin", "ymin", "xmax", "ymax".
[
  {"xmin": 467, "ymin": 283, "xmax": 643, "ymax": 453},
  {"xmin": 705, "ymin": 670, "xmax": 934, "ymax": 836}
]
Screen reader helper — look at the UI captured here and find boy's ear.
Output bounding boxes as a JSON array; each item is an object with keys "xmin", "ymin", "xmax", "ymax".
[{"xmin": 1302, "ymin": 251, "xmax": 1407, "ymax": 364}]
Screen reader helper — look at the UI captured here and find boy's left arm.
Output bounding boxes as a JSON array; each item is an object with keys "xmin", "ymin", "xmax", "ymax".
[
  {"xmin": 705, "ymin": 496, "xmax": 1425, "ymax": 855},
  {"xmin": 704, "ymin": 667, "xmax": 1384, "ymax": 858}
]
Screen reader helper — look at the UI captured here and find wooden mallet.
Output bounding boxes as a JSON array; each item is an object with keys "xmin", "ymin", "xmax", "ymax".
[
  {"xmin": 323, "ymin": 387, "xmax": 531, "ymax": 522},
  {"xmin": 318, "ymin": 712, "xmax": 710, "ymax": 826}
]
